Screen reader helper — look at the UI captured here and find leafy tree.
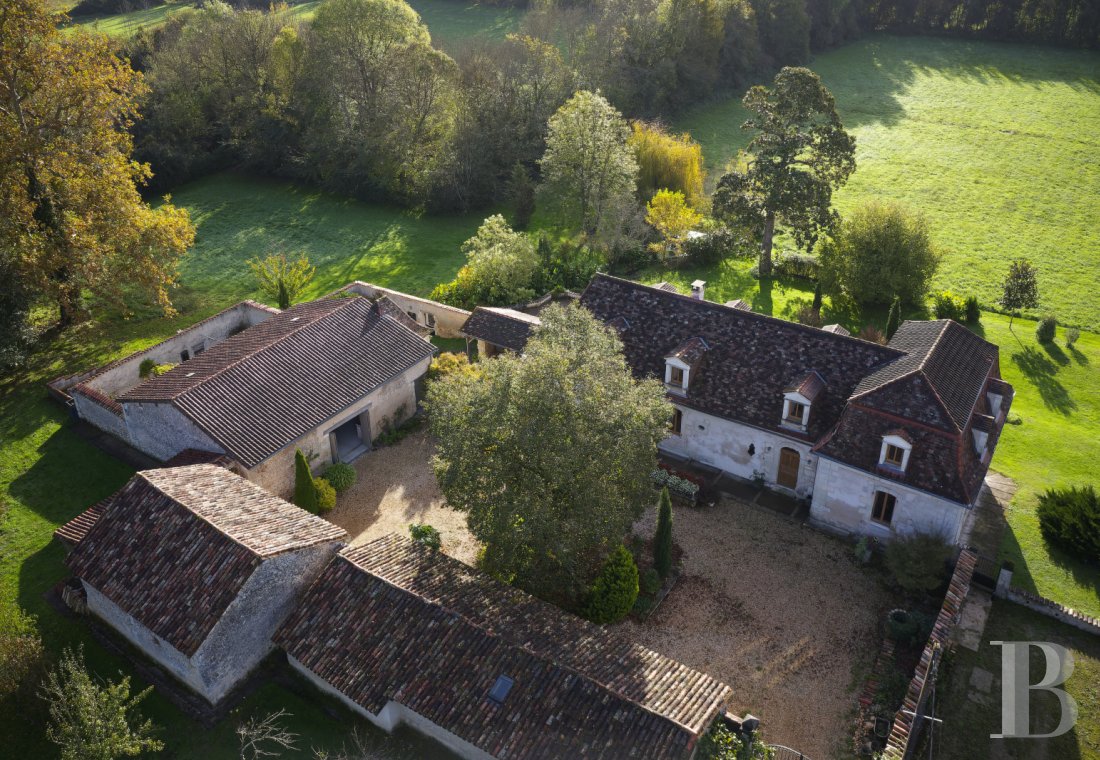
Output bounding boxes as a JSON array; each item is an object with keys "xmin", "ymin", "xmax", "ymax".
[
  {"xmin": 584, "ymin": 545, "xmax": 639, "ymax": 624},
  {"xmin": 0, "ymin": 603, "xmax": 44, "ymax": 703},
  {"xmin": 885, "ymin": 295, "xmax": 902, "ymax": 340},
  {"xmin": 713, "ymin": 67, "xmax": 855, "ymax": 277},
  {"xmin": 1036, "ymin": 486, "xmax": 1100, "ymax": 563},
  {"xmin": 645, "ymin": 190, "xmax": 703, "ymax": 258},
  {"xmin": 0, "ymin": 249, "xmax": 33, "ymax": 369},
  {"xmin": 999, "ymin": 258, "xmax": 1039, "ymax": 330},
  {"xmin": 539, "ymin": 91, "xmax": 639, "ymax": 245},
  {"xmin": 531, "ymin": 235, "xmax": 605, "ymax": 294},
  {"xmin": 654, "ymin": 487, "xmax": 673, "ymax": 579},
  {"xmin": 818, "ymin": 201, "xmax": 939, "ymax": 306},
  {"xmin": 884, "ymin": 533, "xmax": 952, "ymax": 593},
  {"xmin": 40, "ymin": 646, "xmax": 163, "ymax": 760},
  {"xmin": 428, "ymin": 304, "xmax": 669, "ymax": 603},
  {"xmin": 432, "ymin": 215, "xmax": 538, "ymax": 308},
  {"xmin": 409, "ymin": 523, "xmax": 442, "ymax": 551},
  {"xmin": 249, "ymin": 254, "xmax": 316, "ymax": 308},
  {"xmin": 630, "ymin": 122, "xmax": 706, "ymax": 210},
  {"xmin": 0, "ymin": 0, "xmax": 194, "ymax": 325},
  {"xmin": 294, "ymin": 449, "xmax": 319, "ymax": 513}
]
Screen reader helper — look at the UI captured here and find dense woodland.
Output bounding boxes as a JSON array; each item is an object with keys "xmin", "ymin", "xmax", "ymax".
[{"xmin": 118, "ymin": 0, "xmax": 1098, "ymax": 211}]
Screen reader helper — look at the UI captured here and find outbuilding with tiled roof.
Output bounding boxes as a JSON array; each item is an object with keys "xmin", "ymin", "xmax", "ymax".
[
  {"xmin": 276, "ymin": 534, "xmax": 732, "ymax": 760},
  {"xmin": 65, "ymin": 464, "xmax": 347, "ymax": 704}
]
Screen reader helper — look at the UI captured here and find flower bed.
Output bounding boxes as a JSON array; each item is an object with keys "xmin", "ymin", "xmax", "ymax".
[{"xmin": 651, "ymin": 467, "xmax": 701, "ymax": 503}]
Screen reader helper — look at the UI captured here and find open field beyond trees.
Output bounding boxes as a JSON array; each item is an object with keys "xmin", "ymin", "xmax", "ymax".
[{"xmin": 677, "ymin": 35, "xmax": 1100, "ymax": 330}]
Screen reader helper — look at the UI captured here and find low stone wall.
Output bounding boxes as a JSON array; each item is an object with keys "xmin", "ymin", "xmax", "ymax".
[
  {"xmin": 883, "ymin": 549, "xmax": 977, "ymax": 760},
  {"xmin": 995, "ymin": 569, "xmax": 1100, "ymax": 636}
]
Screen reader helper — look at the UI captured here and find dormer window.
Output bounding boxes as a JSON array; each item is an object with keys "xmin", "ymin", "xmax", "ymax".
[
  {"xmin": 781, "ymin": 371, "xmax": 824, "ymax": 433},
  {"xmin": 669, "ymin": 366, "xmax": 685, "ymax": 387},
  {"xmin": 878, "ymin": 433, "xmax": 912, "ymax": 472},
  {"xmin": 664, "ymin": 337, "xmax": 707, "ymax": 397},
  {"xmin": 785, "ymin": 401, "xmax": 806, "ymax": 425}
]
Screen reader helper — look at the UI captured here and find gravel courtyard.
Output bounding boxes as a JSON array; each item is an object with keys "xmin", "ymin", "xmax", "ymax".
[
  {"xmin": 621, "ymin": 497, "xmax": 894, "ymax": 760},
  {"xmin": 325, "ymin": 429, "xmax": 480, "ymax": 565}
]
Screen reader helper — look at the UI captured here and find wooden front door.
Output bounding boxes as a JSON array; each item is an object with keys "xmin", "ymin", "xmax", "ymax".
[{"xmin": 777, "ymin": 448, "xmax": 800, "ymax": 489}]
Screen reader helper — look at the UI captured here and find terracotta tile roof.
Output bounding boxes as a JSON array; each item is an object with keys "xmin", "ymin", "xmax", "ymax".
[
  {"xmin": 667, "ymin": 337, "xmax": 709, "ymax": 367},
  {"xmin": 786, "ymin": 370, "xmax": 826, "ymax": 402},
  {"xmin": 67, "ymin": 465, "xmax": 346, "ymax": 656},
  {"xmin": 461, "ymin": 307, "xmax": 541, "ymax": 353},
  {"xmin": 71, "ymin": 384, "xmax": 123, "ymax": 416},
  {"xmin": 276, "ymin": 535, "xmax": 731, "ymax": 759},
  {"xmin": 372, "ymin": 295, "xmax": 433, "ymax": 337},
  {"xmin": 581, "ymin": 274, "xmax": 902, "ymax": 441},
  {"xmin": 119, "ymin": 298, "xmax": 435, "ymax": 468},
  {"xmin": 55, "ymin": 497, "xmax": 112, "ymax": 548},
  {"xmin": 163, "ymin": 448, "xmax": 235, "ymax": 468}
]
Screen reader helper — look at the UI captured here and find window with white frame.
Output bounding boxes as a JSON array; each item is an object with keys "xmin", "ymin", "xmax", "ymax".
[
  {"xmin": 878, "ymin": 434, "xmax": 912, "ymax": 472},
  {"xmin": 664, "ymin": 360, "xmax": 689, "ymax": 394},
  {"xmin": 781, "ymin": 394, "xmax": 810, "ymax": 430}
]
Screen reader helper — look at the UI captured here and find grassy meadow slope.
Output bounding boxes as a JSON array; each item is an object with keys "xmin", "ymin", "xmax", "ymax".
[{"xmin": 677, "ymin": 35, "xmax": 1100, "ymax": 329}]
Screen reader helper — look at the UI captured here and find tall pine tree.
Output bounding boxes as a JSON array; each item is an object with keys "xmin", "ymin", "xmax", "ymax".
[{"xmin": 654, "ymin": 487, "xmax": 673, "ymax": 579}]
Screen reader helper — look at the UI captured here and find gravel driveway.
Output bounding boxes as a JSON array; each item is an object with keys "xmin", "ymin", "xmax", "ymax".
[
  {"xmin": 621, "ymin": 496, "xmax": 893, "ymax": 760},
  {"xmin": 325, "ymin": 429, "xmax": 480, "ymax": 565}
]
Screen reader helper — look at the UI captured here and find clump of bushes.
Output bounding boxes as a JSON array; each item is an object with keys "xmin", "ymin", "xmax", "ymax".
[
  {"xmin": 884, "ymin": 532, "xmax": 952, "ymax": 593},
  {"xmin": 1036, "ymin": 314, "xmax": 1057, "ymax": 343},
  {"xmin": 584, "ymin": 545, "xmax": 639, "ymax": 624},
  {"xmin": 651, "ymin": 468, "xmax": 699, "ymax": 501},
  {"xmin": 932, "ymin": 290, "xmax": 966, "ymax": 321},
  {"xmin": 427, "ymin": 351, "xmax": 480, "ymax": 381},
  {"xmin": 772, "ymin": 251, "xmax": 820, "ymax": 280},
  {"xmin": 138, "ymin": 358, "xmax": 176, "ymax": 379},
  {"xmin": 1036, "ymin": 486, "xmax": 1099, "ymax": 563},
  {"xmin": 323, "ymin": 462, "xmax": 356, "ymax": 493},
  {"xmin": 681, "ymin": 226, "xmax": 746, "ymax": 265},
  {"xmin": 409, "ymin": 523, "xmax": 442, "ymax": 551},
  {"xmin": 314, "ymin": 478, "xmax": 337, "ymax": 512}
]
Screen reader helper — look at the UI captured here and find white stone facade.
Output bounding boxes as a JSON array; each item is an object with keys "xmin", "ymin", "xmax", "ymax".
[{"xmin": 339, "ymin": 281, "xmax": 471, "ymax": 339}]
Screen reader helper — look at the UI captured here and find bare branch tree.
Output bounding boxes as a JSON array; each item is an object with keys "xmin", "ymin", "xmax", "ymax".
[{"xmin": 237, "ymin": 709, "xmax": 299, "ymax": 760}]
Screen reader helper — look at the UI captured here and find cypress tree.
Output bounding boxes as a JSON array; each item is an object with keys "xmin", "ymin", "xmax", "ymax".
[
  {"xmin": 294, "ymin": 449, "xmax": 318, "ymax": 512},
  {"xmin": 885, "ymin": 295, "xmax": 901, "ymax": 340},
  {"xmin": 277, "ymin": 278, "xmax": 291, "ymax": 310},
  {"xmin": 654, "ymin": 487, "xmax": 673, "ymax": 579},
  {"xmin": 812, "ymin": 281, "xmax": 822, "ymax": 312}
]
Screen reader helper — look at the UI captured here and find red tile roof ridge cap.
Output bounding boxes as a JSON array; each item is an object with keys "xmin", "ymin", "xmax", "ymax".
[{"xmin": 336, "ymin": 538, "xmax": 731, "ymax": 735}]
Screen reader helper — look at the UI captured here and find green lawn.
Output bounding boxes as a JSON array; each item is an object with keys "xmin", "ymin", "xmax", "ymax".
[
  {"xmin": 166, "ymin": 173, "xmax": 482, "ymax": 313},
  {"xmin": 70, "ymin": 0, "xmax": 521, "ymax": 51},
  {"xmin": 933, "ymin": 600, "xmax": 1099, "ymax": 759},
  {"xmin": 676, "ymin": 35, "xmax": 1100, "ymax": 330}
]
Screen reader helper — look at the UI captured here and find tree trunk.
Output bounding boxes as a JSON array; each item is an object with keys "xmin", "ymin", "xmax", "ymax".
[
  {"xmin": 759, "ymin": 211, "xmax": 776, "ymax": 277},
  {"xmin": 57, "ymin": 284, "xmax": 79, "ymax": 328}
]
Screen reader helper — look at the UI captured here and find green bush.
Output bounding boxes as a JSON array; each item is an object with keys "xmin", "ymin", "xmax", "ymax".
[
  {"xmin": 584, "ymin": 545, "xmax": 639, "ymax": 624},
  {"xmin": 1036, "ymin": 314, "xmax": 1057, "ymax": 343},
  {"xmin": 314, "ymin": 478, "xmax": 337, "ymax": 512},
  {"xmin": 641, "ymin": 568, "xmax": 661, "ymax": 596},
  {"xmin": 965, "ymin": 295, "xmax": 981, "ymax": 323},
  {"xmin": 932, "ymin": 290, "xmax": 966, "ymax": 321},
  {"xmin": 772, "ymin": 251, "xmax": 820, "ymax": 280},
  {"xmin": 427, "ymin": 352, "xmax": 480, "ymax": 382},
  {"xmin": 293, "ymin": 449, "xmax": 319, "ymax": 513},
  {"xmin": 323, "ymin": 462, "xmax": 356, "ymax": 493},
  {"xmin": 654, "ymin": 487, "xmax": 673, "ymax": 579},
  {"xmin": 409, "ymin": 523, "xmax": 442, "ymax": 551},
  {"xmin": 138, "ymin": 358, "xmax": 156, "ymax": 379},
  {"xmin": 884, "ymin": 532, "xmax": 952, "ymax": 593},
  {"xmin": 1065, "ymin": 327, "xmax": 1080, "ymax": 348},
  {"xmin": 682, "ymin": 226, "xmax": 747, "ymax": 265},
  {"xmin": 1036, "ymin": 486, "xmax": 1100, "ymax": 563}
]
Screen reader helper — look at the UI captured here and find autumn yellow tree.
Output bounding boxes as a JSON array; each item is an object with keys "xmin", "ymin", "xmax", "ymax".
[
  {"xmin": 629, "ymin": 122, "xmax": 706, "ymax": 211},
  {"xmin": 645, "ymin": 189, "xmax": 702, "ymax": 257},
  {"xmin": 0, "ymin": 0, "xmax": 194, "ymax": 326}
]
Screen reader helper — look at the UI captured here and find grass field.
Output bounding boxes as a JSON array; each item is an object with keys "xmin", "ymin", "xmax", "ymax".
[
  {"xmin": 933, "ymin": 600, "xmax": 1099, "ymax": 759},
  {"xmin": 69, "ymin": 0, "xmax": 521, "ymax": 51},
  {"xmin": 676, "ymin": 35, "xmax": 1100, "ymax": 330}
]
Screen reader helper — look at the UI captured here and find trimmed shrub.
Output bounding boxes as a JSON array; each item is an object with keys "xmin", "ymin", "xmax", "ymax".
[
  {"xmin": 933, "ymin": 290, "xmax": 966, "ymax": 321},
  {"xmin": 1036, "ymin": 486, "xmax": 1100, "ymax": 563},
  {"xmin": 323, "ymin": 462, "xmax": 356, "ymax": 493},
  {"xmin": 884, "ymin": 532, "xmax": 952, "ymax": 593},
  {"xmin": 654, "ymin": 487, "xmax": 673, "ymax": 579},
  {"xmin": 409, "ymin": 523, "xmax": 442, "ymax": 550},
  {"xmin": 584, "ymin": 545, "xmax": 639, "ymax": 624},
  {"xmin": 293, "ymin": 449, "xmax": 318, "ymax": 513},
  {"xmin": 641, "ymin": 568, "xmax": 661, "ymax": 596},
  {"xmin": 314, "ymin": 478, "xmax": 337, "ymax": 512},
  {"xmin": 1065, "ymin": 327, "xmax": 1080, "ymax": 348},
  {"xmin": 1036, "ymin": 314, "xmax": 1057, "ymax": 343},
  {"xmin": 965, "ymin": 295, "xmax": 981, "ymax": 323}
]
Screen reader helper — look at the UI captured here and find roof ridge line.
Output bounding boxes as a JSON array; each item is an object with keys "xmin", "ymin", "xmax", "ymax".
[
  {"xmin": 589, "ymin": 273, "xmax": 905, "ymax": 355},
  {"xmin": 171, "ymin": 298, "xmax": 355, "ymax": 404},
  {"xmin": 342, "ymin": 540, "xmax": 727, "ymax": 735}
]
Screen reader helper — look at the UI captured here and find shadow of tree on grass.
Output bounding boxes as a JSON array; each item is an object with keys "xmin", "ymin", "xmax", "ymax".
[{"xmin": 1011, "ymin": 346, "xmax": 1076, "ymax": 415}]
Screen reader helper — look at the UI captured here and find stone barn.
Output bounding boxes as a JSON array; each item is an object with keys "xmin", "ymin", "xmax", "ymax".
[
  {"xmin": 61, "ymin": 464, "xmax": 347, "ymax": 704},
  {"xmin": 276, "ymin": 534, "xmax": 732, "ymax": 760}
]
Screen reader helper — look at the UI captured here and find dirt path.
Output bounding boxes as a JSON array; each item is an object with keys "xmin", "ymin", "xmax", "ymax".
[
  {"xmin": 620, "ymin": 497, "xmax": 894, "ymax": 759},
  {"xmin": 325, "ymin": 430, "xmax": 480, "ymax": 565}
]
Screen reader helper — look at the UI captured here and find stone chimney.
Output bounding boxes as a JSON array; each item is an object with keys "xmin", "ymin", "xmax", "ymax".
[{"xmin": 690, "ymin": 280, "xmax": 706, "ymax": 301}]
